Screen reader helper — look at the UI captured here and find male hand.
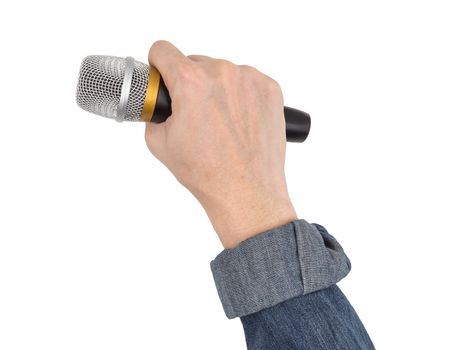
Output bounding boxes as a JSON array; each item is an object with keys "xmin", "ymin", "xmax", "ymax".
[{"xmin": 145, "ymin": 40, "xmax": 297, "ymax": 249}]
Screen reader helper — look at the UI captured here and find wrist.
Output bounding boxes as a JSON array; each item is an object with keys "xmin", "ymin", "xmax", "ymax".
[{"xmin": 200, "ymin": 188, "xmax": 297, "ymax": 249}]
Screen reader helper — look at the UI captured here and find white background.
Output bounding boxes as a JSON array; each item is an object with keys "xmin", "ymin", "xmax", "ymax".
[{"xmin": 0, "ymin": 1, "xmax": 466, "ymax": 349}]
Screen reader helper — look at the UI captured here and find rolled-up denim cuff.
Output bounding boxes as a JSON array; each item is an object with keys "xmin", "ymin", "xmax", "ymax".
[{"xmin": 210, "ymin": 219, "xmax": 351, "ymax": 319}]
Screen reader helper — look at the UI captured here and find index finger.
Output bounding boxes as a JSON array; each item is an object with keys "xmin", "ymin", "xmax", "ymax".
[{"xmin": 148, "ymin": 40, "xmax": 191, "ymax": 90}]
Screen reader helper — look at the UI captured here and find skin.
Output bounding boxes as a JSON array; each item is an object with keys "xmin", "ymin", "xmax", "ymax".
[{"xmin": 145, "ymin": 40, "xmax": 297, "ymax": 249}]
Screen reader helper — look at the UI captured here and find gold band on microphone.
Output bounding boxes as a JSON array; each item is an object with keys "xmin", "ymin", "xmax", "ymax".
[{"xmin": 141, "ymin": 67, "xmax": 161, "ymax": 122}]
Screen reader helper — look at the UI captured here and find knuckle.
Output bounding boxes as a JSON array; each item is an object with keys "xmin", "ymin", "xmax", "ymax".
[
  {"xmin": 176, "ymin": 63, "xmax": 205, "ymax": 87},
  {"xmin": 215, "ymin": 58, "xmax": 234, "ymax": 68},
  {"xmin": 265, "ymin": 77, "xmax": 282, "ymax": 94},
  {"xmin": 149, "ymin": 40, "xmax": 169, "ymax": 54},
  {"xmin": 214, "ymin": 59, "xmax": 238, "ymax": 78},
  {"xmin": 239, "ymin": 64, "xmax": 258, "ymax": 74},
  {"xmin": 187, "ymin": 54, "xmax": 205, "ymax": 61},
  {"xmin": 238, "ymin": 65, "xmax": 281, "ymax": 95}
]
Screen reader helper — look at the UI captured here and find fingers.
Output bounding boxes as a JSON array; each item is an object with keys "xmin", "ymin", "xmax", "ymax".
[
  {"xmin": 144, "ymin": 121, "xmax": 167, "ymax": 162},
  {"xmin": 148, "ymin": 40, "xmax": 191, "ymax": 90}
]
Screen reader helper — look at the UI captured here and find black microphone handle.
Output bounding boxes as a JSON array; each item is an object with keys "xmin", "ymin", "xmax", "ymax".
[{"xmin": 150, "ymin": 78, "xmax": 311, "ymax": 143}]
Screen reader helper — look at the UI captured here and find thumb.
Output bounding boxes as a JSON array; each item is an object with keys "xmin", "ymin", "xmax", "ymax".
[{"xmin": 144, "ymin": 121, "xmax": 167, "ymax": 162}]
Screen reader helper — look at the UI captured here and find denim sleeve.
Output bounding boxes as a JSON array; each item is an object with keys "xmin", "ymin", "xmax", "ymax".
[
  {"xmin": 240, "ymin": 284, "xmax": 375, "ymax": 350},
  {"xmin": 210, "ymin": 219, "xmax": 351, "ymax": 319},
  {"xmin": 210, "ymin": 220, "xmax": 375, "ymax": 349}
]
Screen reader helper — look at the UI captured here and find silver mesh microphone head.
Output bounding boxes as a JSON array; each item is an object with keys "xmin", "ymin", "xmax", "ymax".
[{"xmin": 76, "ymin": 55, "xmax": 150, "ymax": 121}]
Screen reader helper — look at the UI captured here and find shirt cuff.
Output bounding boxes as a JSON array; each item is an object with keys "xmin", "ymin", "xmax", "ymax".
[{"xmin": 210, "ymin": 219, "xmax": 351, "ymax": 319}]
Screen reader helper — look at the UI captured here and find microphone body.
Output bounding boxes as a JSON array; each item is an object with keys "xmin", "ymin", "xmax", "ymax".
[{"xmin": 76, "ymin": 56, "xmax": 311, "ymax": 142}]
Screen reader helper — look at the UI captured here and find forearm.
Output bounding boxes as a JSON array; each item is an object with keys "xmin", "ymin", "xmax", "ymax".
[{"xmin": 199, "ymin": 185, "xmax": 297, "ymax": 249}]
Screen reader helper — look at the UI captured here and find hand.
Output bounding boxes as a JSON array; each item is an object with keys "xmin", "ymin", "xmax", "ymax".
[{"xmin": 145, "ymin": 40, "xmax": 297, "ymax": 249}]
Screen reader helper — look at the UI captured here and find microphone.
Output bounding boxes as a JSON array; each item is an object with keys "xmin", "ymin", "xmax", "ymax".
[{"xmin": 76, "ymin": 55, "xmax": 311, "ymax": 142}]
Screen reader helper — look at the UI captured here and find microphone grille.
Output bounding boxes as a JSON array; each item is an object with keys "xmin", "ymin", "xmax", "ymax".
[{"xmin": 76, "ymin": 55, "xmax": 149, "ymax": 121}]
